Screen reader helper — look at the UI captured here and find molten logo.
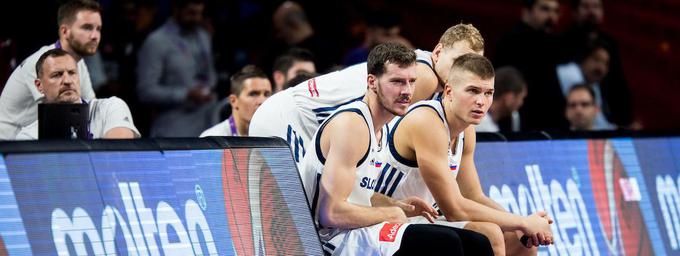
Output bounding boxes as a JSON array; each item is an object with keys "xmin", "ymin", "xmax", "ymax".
[
  {"xmin": 379, "ymin": 223, "xmax": 403, "ymax": 242},
  {"xmin": 51, "ymin": 182, "xmax": 217, "ymax": 255}
]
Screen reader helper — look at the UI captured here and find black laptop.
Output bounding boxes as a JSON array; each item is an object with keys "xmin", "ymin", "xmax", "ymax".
[{"xmin": 38, "ymin": 103, "xmax": 90, "ymax": 140}]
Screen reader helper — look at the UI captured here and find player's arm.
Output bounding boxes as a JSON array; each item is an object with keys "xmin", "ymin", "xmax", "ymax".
[
  {"xmin": 411, "ymin": 63, "xmax": 439, "ymax": 102},
  {"xmin": 317, "ymin": 113, "xmax": 406, "ymax": 229},
  {"xmin": 404, "ymin": 108, "xmax": 550, "ymax": 239},
  {"xmin": 371, "ymin": 190, "xmax": 438, "ymax": 222},
  {"xmin": 457, "ymin": 126, "xmax": 506, "ymax": 211}
]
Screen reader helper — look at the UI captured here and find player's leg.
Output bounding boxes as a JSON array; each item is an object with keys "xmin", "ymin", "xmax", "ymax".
[
  {"xmin": 463, "ymin": 221, "xmax": 506, "ymax": 256},
  {"xmin": 395, "ymin": 224, "xmax": 493, "ymax": 256}
]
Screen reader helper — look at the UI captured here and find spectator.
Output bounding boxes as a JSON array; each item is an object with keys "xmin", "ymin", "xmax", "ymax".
[
  {"xmin": 271, "ymin": 1, "xmax": 336, "ymax": 72},
  {"xmin": 495, "ymin": 0, "xmax": 566, "ymax": 131},
  {"xmin": 556, "ymin": 39, "xmax": 619, "ymax": 130},
  {"xmin": 560, "ymin": 0, "xmax": 634, "ymax": 127},
  {"xmin": 15, "ymin": 49, "xmax": 139, "ymax": 140},
  {"xmin": 0, "ymin": 0, "xmax": 101, "ymax": 140},
  {"xmin": 565, "ymin": 84, "xmax": 600, "ymax": 131},
  {"xmin": 476, "ymin": 66, "xmax": 527, "ymax": 132},
  {"xmin": 200, "ymin": 65, "xmax": 271, "ymax": 137},
  {"xmin": 343, "ymin": 10, "xmax": 413, "ymax": 66},
  {"xmin": 137, "ymin": 0, "xmax": 218, "ymax": 137},
  {"xmin": 272, "ymin": 48, "xmax": 315, "ymax": 92}
]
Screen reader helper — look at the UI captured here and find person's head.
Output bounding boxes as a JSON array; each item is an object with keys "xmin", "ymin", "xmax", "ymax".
[
  {"xmin": 572, "ymin": 0, "xmax": 603, "ymax": 27},
  {"xmin": 521, "ymin": 0, "xmax": 560, "ymax": 33},
  {"xmin": 365, "ymin": 11, "xmax": 403, "ymax": 48},
  {"xmin": 578, "ymin": 39, "xmax": 610, "ymax": 85},
  {"xmin": 172, "ymin": 0, "xmax": 205, "ymax": 31},
  {"xmin": 443, "ymin": 53, "xmax": 495, "ymax": 126},
  {"xmin": 35, "ymin": 49, "xmax": 81, "ymax": 104},
  {"xmin": 367, "ymin": 42, "xmax": 417, "ymax": 116},
  {"xmin": 229, "ymin": 65, "xmax": 272, "ymax": 124},
  {"xmin": 272, "ymin": 48, "xmax": 316, "ymax": 91},
  {"xmin": 272, "ymin": 1, "xmax": 312, "ymax": 45},
  {"xmin": 431, "ymin": 24, "xmax": 485, "ymax": 85},
  {"xmin": 565, "ymin": 84, "xmax": 599, "ymax": 130},
  {"xmin": 57, "ymin": 0, "xmax": 102, "ymax": 57},
  {"xmin": 491, "ymin": 66, "xmax": 527, "ymax": 118},
  {"xmin": 282, "ymin": 71, "xmax": 317, "ymax": 90}
]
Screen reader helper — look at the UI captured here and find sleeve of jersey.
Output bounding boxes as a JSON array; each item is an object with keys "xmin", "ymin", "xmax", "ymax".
[{"xmin": 102, "ymin": 97, "xmax": 141, "ymax": 138}]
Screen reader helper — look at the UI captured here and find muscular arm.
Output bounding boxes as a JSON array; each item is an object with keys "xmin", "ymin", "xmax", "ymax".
[
  {"xmin": 400, "ymin": 108, "xmax": 529, "ymax": 232},
  {"xmin": 457, "ymin": 126, "xmax": 506, "ymax": 211},
  {"xmin": 317, "ymin": 113, "xmax": 405, "ymax": 229}
]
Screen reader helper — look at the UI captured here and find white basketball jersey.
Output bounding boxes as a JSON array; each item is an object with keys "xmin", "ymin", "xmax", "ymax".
[
  {"xmin": 290, "ymin": 62, "xmax": 368, "ymax": 142},
  {"xmin": 376, "ymin": 100, "xmax": 464, "ymax": 210},
  {"xmin": 299, "ymin": 100, "xmax": 382, "ymax": 242}
]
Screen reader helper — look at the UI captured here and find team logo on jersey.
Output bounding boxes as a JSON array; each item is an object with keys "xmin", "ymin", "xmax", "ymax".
[
  {"xmin": 379, "ymin": 223, "xmax": 403, "ymax": 242},
  {"xmin": 375, "ymin": 161, "xmax": 382, "ymax": 168}
]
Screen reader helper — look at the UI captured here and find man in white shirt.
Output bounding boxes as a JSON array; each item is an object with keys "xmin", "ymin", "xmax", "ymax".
[
  {"xmin": 0, "ymin": 0, "xmax": 101, "ymax": 140},
  {"xmin": 200, "ymin": 65, "xmax": 272, "ymax": 137},
  {"xmin": 15, "ymin": 49, "xmax": 139, "ymax": 140}
]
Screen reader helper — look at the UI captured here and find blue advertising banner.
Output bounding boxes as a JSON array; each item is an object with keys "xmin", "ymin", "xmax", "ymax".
[{"xmin": 0, "ymin": 146, "xmax": 320, "ymax": 255}]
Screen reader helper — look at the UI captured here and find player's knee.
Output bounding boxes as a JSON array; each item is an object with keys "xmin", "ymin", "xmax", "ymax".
[
  {"xmin": 465, "ymin": 222, "xmax": 505, "ymax": 255},
  {"xmin": 504, "ymin": 231, "xmax": 538, "ymax": 256}
]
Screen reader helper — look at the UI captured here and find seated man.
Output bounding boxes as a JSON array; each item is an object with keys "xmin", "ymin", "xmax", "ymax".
[
  {"xmin": 15, "ymin": 49, "xmax": 139, "ymax": 140},
  {"xmin": 378, "ymin": 54, "xmax": 553, "ymax": 255},
  {"xmin": 200, "ymin": 65, "xmax": 272, "ymax": 137},
  {"xmin": 250, "ymin": 23, "xmax": 485, "ymax": 166},
  {"xmin": 565, "ymin": 84, "xmax": 599, "ymax": 131},
  {"xmin": 300, "ymin": 43, "xmax": 493, "ymax": 256}
]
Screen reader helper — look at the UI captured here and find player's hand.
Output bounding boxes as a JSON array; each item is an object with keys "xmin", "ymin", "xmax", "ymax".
[
  {"xmin": 521, "ymin": 211, "xmax": 553, "ymax": 247},
  {"xmin": 385, "ymin": 206, "xmax": 409, "ymax": 224},
  {"xmin": 396, "ymin": 196, "xmax": 438, "ymax": 223}
]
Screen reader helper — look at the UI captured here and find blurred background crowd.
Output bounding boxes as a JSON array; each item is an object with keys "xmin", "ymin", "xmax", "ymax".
[{"xmin": 0, "ymin": 0, "xmax": 678, "ymax": 138}]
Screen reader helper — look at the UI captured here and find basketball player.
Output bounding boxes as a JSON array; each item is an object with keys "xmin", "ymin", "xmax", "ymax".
[
  {"xmin": 249, "ymin": 24, "xmax": 484, "ymax": 167},
  {"xmin": 300, "ymin": 43, "xmax": 493, "ymax": 256},
  {"xmin": 377, "ymin": 53, "xmax": 553, "ymax": 255}
]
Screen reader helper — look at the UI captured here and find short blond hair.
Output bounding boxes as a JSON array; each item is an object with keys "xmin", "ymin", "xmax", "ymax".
[{"xmin": 438, "ymin": 24, "xmax": 484, "ymax": 52}]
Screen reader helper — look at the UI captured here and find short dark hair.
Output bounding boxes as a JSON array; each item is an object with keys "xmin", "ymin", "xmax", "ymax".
[
  {"xmin": 273, "ymin": 48, "xmax": 315, "ymax": 73},
  {"xmin": 57, "ymin": 0, "xmax": 101, "ymax": 26},
  {"xmin": 283, "ymin": 71, "xmax": 317, "ymax": 90},
  {"xmin": 493, "ymin": 66, "xmax": 527, "ymax": 99},
  {"xmin": 576, "ymin": 38, "xmax": 611, "ymax": 63},
  {"xmin": 367, "ymin": 42, "xmax": 416, "ymax": 77},
  {"xmin": 568, "ymin": 84, "xmax": 596, "ymax": 101},
  {"xmin": 449, "ymin": 53, "xmax": 495, "ymax": 81},
  {"xmin": 36, "ymin": 49, "xmax": 76, "ymax": 77},
  {"xmin": 230, "ymin": 65, "xmax": 269, "ymax": 96}
]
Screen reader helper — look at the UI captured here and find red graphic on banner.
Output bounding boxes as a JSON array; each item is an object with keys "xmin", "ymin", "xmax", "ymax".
[
  {"xmin": 379, "ymin": 223, "xmax": 403, "ymax": 242},
  {"xmin": 0, "ymin": 235, "xmax": 7, "ymax": 256},
  {"xmin": 588, "ymin": 140, "xmax": 653, "ymax": 255},
  {"xmin": 221, "ymin": 149, "xmax": 255, "ymax": 256}
]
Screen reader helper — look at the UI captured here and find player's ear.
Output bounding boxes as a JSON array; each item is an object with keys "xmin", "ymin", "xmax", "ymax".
[
  {"xmin": 367, "ymin": 74, "xmax": 378, "ymax": 92},
  {"xmin": 432, "ymin": 43, "xmax": 444, "ymax": 64}
]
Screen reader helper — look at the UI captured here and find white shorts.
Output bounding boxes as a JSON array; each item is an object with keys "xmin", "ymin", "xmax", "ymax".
[
  {"xmin": 323, "ymin": 222, "xmax": 411, "ymax": 256},
  {"xmin": 409, "ymin": 215, "xmax": 469, "ymax": 229}
]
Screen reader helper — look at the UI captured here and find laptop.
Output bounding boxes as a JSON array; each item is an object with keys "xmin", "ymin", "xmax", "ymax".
[{"xmin": 38, "ymin": 103, "xmax": 90, "ymax": 140}]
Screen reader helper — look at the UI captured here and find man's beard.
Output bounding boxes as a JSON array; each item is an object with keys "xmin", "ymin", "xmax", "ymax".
[
  {"xmin": 376, "ymin": 83, "xmax": 409, "ymax": 116},
  {"xmin": 67, "ymin": 35, "xmax": 98, "ymax": 57}
]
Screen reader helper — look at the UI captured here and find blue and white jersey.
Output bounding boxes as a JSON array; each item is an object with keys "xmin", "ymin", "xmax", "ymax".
[
  {"xmin": 376, "ymin": 100, "xmax": 464, "ymax": 210},
  {"xmin": 299, "ymin": 100, "xmax": 381, "ymax": 243}
]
